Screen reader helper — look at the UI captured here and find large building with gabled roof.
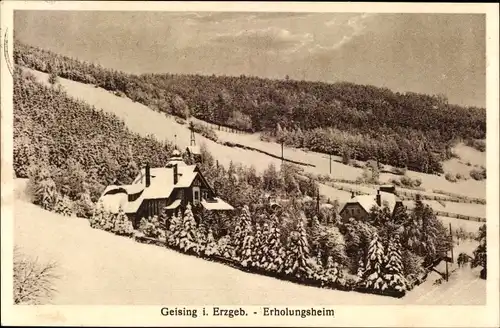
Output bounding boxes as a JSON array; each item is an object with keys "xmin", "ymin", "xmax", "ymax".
[
  {"xmin": 98, "ymin": 149, "xmax": 233, "ymax": 228},
  {"xmin": 339, "ymin": 186, "xmax": 403, "ymax": 221}
]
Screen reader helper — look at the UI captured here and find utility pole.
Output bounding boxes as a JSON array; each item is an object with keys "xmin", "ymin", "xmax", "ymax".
[
  {"xmin": 449, "ymin": 222, "xmax": 454, "ymax": 263},
  {"xmin": 281, "ymin": 142, "xmax": 284, "ymax": 165},
  {"xmin": 329, "ymin": 153, "xmax": 332, "ymax": 174},
  {"xmin": 316, "ymin": 189, "xmax": 320, "ymax": 217},
  {"xmin": 445, "ymin": 259, "xmax": 449, "ymax": 282}
]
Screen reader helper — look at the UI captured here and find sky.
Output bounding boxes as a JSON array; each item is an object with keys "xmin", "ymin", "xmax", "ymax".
[{"xmin": 14, "ymin": 11, "xmax": 486, "ymax": 108}]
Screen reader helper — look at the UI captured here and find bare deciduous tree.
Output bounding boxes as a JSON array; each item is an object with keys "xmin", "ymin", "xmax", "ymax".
[{"xmin": 13, "ymin": 246, "xmax": 59, "ymax": 305}]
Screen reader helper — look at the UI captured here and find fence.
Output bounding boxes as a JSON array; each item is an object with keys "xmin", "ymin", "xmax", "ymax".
[
  {"xmin": 221, "ymin": 141, "xmax": 315, "ymax": 168},
  {"xmin": 434, "ymin": 211, "xmax": 486, "ymax": 223},
  {"xmin": 432, "ymin": 189, "xmax": 486, "ymax": 205},
  {"xmin": 194, "ymin": 119, "xmax": 251, "ymax": 135}
]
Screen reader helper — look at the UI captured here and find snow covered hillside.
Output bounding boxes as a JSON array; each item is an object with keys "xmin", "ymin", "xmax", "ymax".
[
  {"xmin": 20, "ymin": 67, "xmax": 486, "ymax": 200},
  {"xmin": 13, "ymin": 179, "xmax": 485, "ymax": 305}
]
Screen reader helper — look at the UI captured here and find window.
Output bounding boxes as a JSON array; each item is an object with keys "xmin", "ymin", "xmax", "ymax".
[
  {"xmin": 202, "ymin": 190, "xmax": 208, "ymax": 200},
  {"xmin": 193, "ymin": 187, "xmax": 200, "ymax": 205}
]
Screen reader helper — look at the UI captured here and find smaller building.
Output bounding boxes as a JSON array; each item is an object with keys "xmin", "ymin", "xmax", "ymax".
[
  {"xmin": 339, "ymin": 187, "xmax": 403, "ymax": 221},
  {"xmin": 186, "ymin": 145, "xmax": 201, "ymax": 159},
  {"xmin": 186, "ymin": 122, "xmax": 202, "ymax": 161}
]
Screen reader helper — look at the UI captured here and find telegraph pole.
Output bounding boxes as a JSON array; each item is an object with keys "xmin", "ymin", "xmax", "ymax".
[
  {"xmin": 316, "ymin": 189, "xmax": 320, "ymax": 217},
  {"xmin": 329, "ymin": 154, "xmax": 332, "ymax": 174},
  {"xmin": 281, "ymin": 142, "xmax": 284, "ymax": 165},
  {"xmin": 445, "ymin": 259, "xmax": 449, "ymax": 282},
  {"xmin": 449, "ymin": 222, "xmax": 454, "ymax": 263}
]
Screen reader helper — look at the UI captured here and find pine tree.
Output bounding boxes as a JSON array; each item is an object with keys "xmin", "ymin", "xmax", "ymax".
[
  {"xmin": 383, "ymin": 235, "xmax": 407, "ymax": 292},
  {"xmin": 102, "ymin": 210, "xmax": 115, "ymax": 232},
  {"xmin": 283, "ymin": 219, "xmax": 312, "ymax": 279},
  {"xmin": 362, "ymin": 231, "xmax": 388, "ymax": 291},
  {"xmin": 149, "ymin": 215, "xmax": 161, "ymax": 238},
  {"xmin": 75, "ymin": 191, "xmax": 94, "ymax": 218},
  {"xmin": 264, "ymin": 219, "xmax": 285, "ymax": 273},
  {"xmin": 178, "ymin": 204, "xmax": 199, "ymax": 253},
  {"xmin": 233, "ymin": 205, "xmax": 253, "ymax": 262},
  {"xmin": 240, "ymin": 221, "xmax": 255, "ymax": 268},
  {"xmin": 316, "ymin": 249, "xmax": 323, "ymax": 267},
  {"xmin": 324, "ymin": 256, "xmax": 346, "ymax": 287},
  {"xmin": 204, "ymin": 228, "xmax": 219, "ymax": 257},
  {"xmin": 167, "ymin": 210, "xmax": 182, "ymax": 247},
  {"xmin": 32, "ymin": 170, "xmax": 57, "ymax": 211},
  {"xmin": 229, "ymin": 225, "xmax": 242, "ymax": 261},
  {"xmin": 138, "ymin": 215, "xmax": 161, "ymax": 239},
  {"xmin": 53, "ymin": 194, "xmax": 73, "ymax": 217},
  {"xmin": 256, "ymin": 222, "xmax": 271, "ymax": 269},
  {"xmin": 138, "ymin": 217, "xmax": 149, "ymax": 237},
  {"xmin": 356, "ymin": 256, "xmax": 365, "ymax": 283},
  {"xmin": 472, "ymin": 224, "xmax": 487, "ymax": 279},
  {"xmin": 309, "ymin": 216, "xmax": 322, "ymax": 255},
  {"xmin": 90, "ymin": 201, "xmax": 105, "ymax": 229},
  {"xmin": 113, "ymin": 205, "xmax": 134, "ymax": 237},
  {"xmin": 251, "ymin": 223, "xmax": 264, "ymax": 268}
]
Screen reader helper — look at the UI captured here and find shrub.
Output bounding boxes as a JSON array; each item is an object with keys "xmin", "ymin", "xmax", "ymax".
[
  {"xmin": 27, "ymin": 166, "xmax": 58, "ymax": 211},
  {"xmin": 48, "ymin": 71, "xmax": 58, "ymax": 85},
  {"xmin": 53, "ymin": 194, "xmax": 74, "ymax": 217},
  {"xmin": 175, "ymin": 117, "xmax": 186, "ymax": 125},
  {"xmin": 391, "ymin": 167, "xmax": 407, "ymax": 176},
  {"xmin": 259, "ymin": 133, "xmax": 272, "ymax": 142},
  {"xmin": 74, "ymin": 192, "xmax": 95, "ymax": 218},
  {"xmin": 445, "ymin": 172, "xmax": 457, "ymax": 183},
  {"xmin": 138, "ymin": 215, "xmax": 161, "ymax": 239},
  {"xmin": 191, "ymin": 122, "xmax": 218, "ymax": 142},
  {"xmin": 469, "ymin": 167, "xmax": 486, "ymax": 181}
]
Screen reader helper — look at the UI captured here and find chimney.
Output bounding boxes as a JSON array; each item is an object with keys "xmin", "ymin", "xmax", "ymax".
[
  {"xmin": 145, "ymin": 163, "xmax": 151, "ymax": 187},
  {"xmin": 376, "ymin": 190, "xmax": 381, "ymax": 207},
  {"xmin": 173, "ymin": 163, "xmax": 178, "ymax": 185},
  {"xmin": 351, "ymin": 192, "xmax": 355, "ymax": 199}
]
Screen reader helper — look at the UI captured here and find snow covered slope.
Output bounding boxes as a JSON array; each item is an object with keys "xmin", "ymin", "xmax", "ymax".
[{"xmin": 13, "ymin": 180, "xmax": 485, "ymax": 305}]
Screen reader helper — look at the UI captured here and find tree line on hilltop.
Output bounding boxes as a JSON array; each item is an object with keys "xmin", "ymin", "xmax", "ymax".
[
  {"xmin": 14, "ymin": 67, "xmax": 486, "ymax": 298},
  {"xmin": 14, "ymin": 41, "xmax": 486, "ymax": 175}
]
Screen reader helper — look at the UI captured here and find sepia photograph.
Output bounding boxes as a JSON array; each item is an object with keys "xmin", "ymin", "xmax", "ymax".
[{"xmin": 1, "ymin": 1, "xmax": 499, "ymax": 327}]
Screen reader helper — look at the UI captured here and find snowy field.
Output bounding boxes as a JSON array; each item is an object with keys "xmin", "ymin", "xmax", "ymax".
[
  {"xmin": 21, "ymin": 68, "xmax": 486, "ymax": 200},
  {"xmin": 12, "ymin": 180, "xmax": 485, "ymax": 305}
]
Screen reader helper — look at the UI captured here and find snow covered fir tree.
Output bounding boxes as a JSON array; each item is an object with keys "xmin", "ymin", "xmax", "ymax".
[{"xmin": 13, "ymin": 53, "xmax": 477, "ymax": 300}]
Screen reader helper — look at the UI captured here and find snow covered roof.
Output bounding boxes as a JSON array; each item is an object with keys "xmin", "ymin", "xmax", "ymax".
[
  {"xmin": 201, "ymin": 198, "xmax": 234, "ymax": 210},
  {"xmin": 186, "ymin": 145, "xmax": 201, "ymax": 155},
  {"xmin": 342, "ymin": 191, "xmax": 401, "ymax": 213},
  {"xmin": 165, "ymin": 199, "xmax": 182, "ymax": 210},
  {"xmin": 99, "ymin": 164, "xmax": 199, "ymax": 214},
  {"xmin": 100, "ymin": 192, "xmax": 128, "ymax": 213}
]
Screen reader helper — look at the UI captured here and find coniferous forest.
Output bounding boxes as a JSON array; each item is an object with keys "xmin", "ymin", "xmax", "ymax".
[
  {"xmin": 13, "ymin": 40, "xmax": 487, "ymax": 299},
  {"xmin": 14, "ymin": 41, "xmax": 486, "ymax": 174}
]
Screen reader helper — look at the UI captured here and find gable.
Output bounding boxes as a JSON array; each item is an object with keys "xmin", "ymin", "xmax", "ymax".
[
  {"xmin": 340, "ymin": 202, "xmax": 368, "ymax": 215},
  {"xmin": 189, "ymin": 167, "xmax": 215, "ymax": 193}
]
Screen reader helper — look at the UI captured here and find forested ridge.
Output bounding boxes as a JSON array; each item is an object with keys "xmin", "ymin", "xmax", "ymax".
[
  {"xmin": 14, "ymin": 41, "xmax": 486, "ymax": 174},
  {"xmin": 13, "ymin": 62, "xmax": 485, "ymax": 298}
]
